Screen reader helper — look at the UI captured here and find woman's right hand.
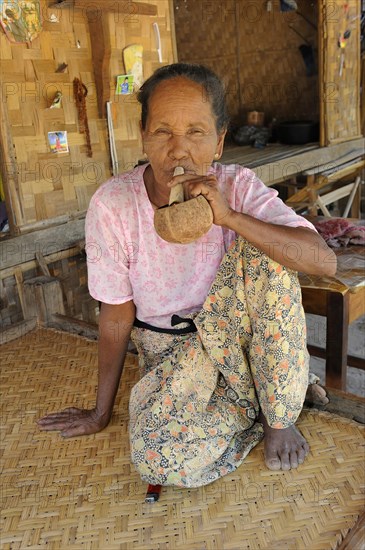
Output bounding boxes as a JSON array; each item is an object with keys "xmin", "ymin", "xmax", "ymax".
[{"xmin": 36, "ymin": 407, "xmax": 110, "ymax": 438}]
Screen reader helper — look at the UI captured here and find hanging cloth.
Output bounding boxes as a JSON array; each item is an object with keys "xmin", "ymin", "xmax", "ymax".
[{"xmin": 73, "ymin": 78, "xmax": 92, "ymax": 158}]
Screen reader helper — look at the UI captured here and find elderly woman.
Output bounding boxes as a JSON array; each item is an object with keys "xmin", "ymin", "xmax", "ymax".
[{"xmin": 38, "ymin": 64, "xmax": 336, "ymax": 488}]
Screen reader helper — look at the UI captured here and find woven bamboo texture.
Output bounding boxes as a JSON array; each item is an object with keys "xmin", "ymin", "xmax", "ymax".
[
  {"xmin": 174, "ymin": 0, "xmax": 319, "ymax": 123},
  {"xmin": 1, "ymin": 328, "xmax": 364, "ymax": 549},
  {"xmin": 0, "ymin": 0, "xmax": 174, "ymax": 228},
  {"xmin": 320, "ymin": 0, "xmax": 361, "ymax": 144}
]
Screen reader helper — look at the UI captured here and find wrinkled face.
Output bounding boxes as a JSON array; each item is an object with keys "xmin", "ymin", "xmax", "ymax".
[{"xmin": 141, "ymin": 77, "xmax": 226, "ymax": 185}]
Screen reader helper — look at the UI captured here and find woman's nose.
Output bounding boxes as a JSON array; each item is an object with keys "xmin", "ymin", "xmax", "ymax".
[{"xmin": 167, "ymin": 134, "xmax": 189, "ymax": 160}]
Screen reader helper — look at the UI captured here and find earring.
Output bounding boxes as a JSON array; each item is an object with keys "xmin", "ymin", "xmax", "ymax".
[{"xmin": 214, "ymin": 153, "xmax": 220, "ymax": 159}]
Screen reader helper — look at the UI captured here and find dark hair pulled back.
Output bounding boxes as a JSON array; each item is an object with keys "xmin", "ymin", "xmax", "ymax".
[{"xmin": 137, "ymin": 63, "xmax": 229, "ymax": 133}]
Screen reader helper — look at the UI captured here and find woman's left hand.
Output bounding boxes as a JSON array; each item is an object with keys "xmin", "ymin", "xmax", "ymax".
[{"xmin": 168, "ymin": 173, "xmax": 233, "ymax": 226}]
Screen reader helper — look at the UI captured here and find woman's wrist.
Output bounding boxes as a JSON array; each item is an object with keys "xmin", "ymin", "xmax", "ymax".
[
  {"xmin": 94, "ymin": 406, "xmax": 112, "ymax": 424},
  {"xmin": 219, "ymin": 208, "xmax": 240, "ymax": 229}
]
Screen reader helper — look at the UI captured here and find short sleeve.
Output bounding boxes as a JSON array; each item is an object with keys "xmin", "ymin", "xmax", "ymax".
[
  {"xmin": 85, "ymin": 195, "xmax": 133, "ymax": 304},
  {"xmin": 234, "ymin": 167, "xmax": 316, "ymax": 231}
]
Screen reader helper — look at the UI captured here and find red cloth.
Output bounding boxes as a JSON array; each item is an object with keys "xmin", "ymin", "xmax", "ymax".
[{"xmin": 314, "ymin": 218, "xmax": 365, "ymax": 248}]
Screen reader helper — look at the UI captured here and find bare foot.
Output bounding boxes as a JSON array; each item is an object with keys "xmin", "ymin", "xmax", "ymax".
[{"xmin": 259, "ymin": 411, "xmax": 309, "ymax": 471}]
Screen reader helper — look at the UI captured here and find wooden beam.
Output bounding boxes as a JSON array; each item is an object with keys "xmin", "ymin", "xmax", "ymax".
[
  {"xmin": 337, "ymin": 511, "xmax": 365, "ymax": 550},
  {"xmin": 50, "ymin": 0, "xmax": 157, "ymax": 16},
  {"xmin": 0, "ymin": 219, "xmax": 85, "ymax": 271},
  {"xmin": 0, "ymin": 246, "xmax": 80, "ymax": 280},
  {"xmin": 18, "ymin": 210, "xmax": 86, "ymax": 235},
  {"xmin": 307, "ymin": 345, "xmax": 365, "ymax": 371},
  {"xmin": 49, "ymin": 313, "xmax": 99, "ymax": 340},
  {"xmin": 0, "ymin": 319, "xmax": 37, "ymax": 345},
  {"xmin": 304, "ymin": 387, "xmax": 365, "ymax": 424},
  {"xmin": 0, "ymin": 78, "xmax": 24, "ymax": 233},
  {"xmin": 87, "ymin": 13, "xmax": 112, "ymax": 118},
  {"xmin": 221, "ymin": 138, "xmax": 365, "ymax": 186}
]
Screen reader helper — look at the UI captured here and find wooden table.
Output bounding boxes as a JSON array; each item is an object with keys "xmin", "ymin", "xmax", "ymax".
[{"xmin": 299, "ymin": 245, "xmax": 365, "ymax": 390}]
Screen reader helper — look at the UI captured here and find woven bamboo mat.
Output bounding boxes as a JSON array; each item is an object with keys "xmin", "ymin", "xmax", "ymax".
[{"xmin": 1, "ymin": 328, "xmax": 364, "ymax": 550}]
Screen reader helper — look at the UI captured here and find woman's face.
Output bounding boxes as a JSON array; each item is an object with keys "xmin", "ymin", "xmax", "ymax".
[{"xmin": 141, "ymin": 77, "xmax": 226, "ymax": 186}]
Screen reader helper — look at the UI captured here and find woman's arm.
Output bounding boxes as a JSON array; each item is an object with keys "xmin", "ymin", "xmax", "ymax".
[
  {"xmin": 95, "ymin": 300, "xmax": 136, "ymax": 423},
  {"xmin": 223, "ymin": 210, "xmax": 337, "ymax": 276},
  {"xmin": 37, "ymin": 300, "xmax": 136, "ymax": 437},
  {"xmin": 171, "ymin": 173, "xmax": 337, "ymax": 277}
]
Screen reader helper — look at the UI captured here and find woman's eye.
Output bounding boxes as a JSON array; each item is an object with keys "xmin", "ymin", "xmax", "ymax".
[
  {"xmin": 188, "ymin": 129, "xmax": 204, "ymax": 136},
  {"xmin": 155, "ymin": 129, "xmax": 171, "ymax": 136}
]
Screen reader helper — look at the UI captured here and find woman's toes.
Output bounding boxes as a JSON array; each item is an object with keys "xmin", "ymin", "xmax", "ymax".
[
  {"xmin": 297, "ymin": 446, "xmax": 306, "ymax": 464},
  {"xmin": 265, "ymin": 452, "xmax": 282, "ymax": 471},
  {"xmin": 289, "ymin": 451, "xmax": 299, "ymax": 469},
  {"xmin": 279, "ymin": 452, "xmax": 291, "ymax": 471}
]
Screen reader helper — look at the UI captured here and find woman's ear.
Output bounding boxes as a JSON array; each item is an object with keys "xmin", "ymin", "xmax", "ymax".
[{"xmin": 215, "ymin": 129, "xmax": 227, "ymax": 158}]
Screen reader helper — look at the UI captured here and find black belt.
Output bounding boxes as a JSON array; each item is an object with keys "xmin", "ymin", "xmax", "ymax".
[{"xmin": 134, "ymin": 314, "xmax": 197, "ymax": 335}]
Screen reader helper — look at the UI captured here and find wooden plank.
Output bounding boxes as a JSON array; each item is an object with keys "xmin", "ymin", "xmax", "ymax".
[
  {"xmin": 305, "ymin": 387, "xmax": 365, "ymax": 424},
  {"xmin": 0, "ymin": 219, "xmax": 86, "ymax": 271},
  {"xmin": 301, "ymin": 287, "xmax": 328, "ymax": 316},
  {"xmin": 307, "ymin": 345, "xmax": 365, "ymax": 371},
  {"xmin": 286, "ymin": 161, "xmax": 365, "ymax": 205},
  {"xmin": 221, "ymin": 137, "xmax": 365, "ymax": 186},
  {"xmin": 49, "ymin": 314, "xmax": 138, "ymax": 354},
  {"xmin": 18, "ymin": 211, "xmax": 86, "ymax": 235},
  {"xmin": 87, "ymin": 14, "xmax": 111, "ymax": 118},
  {"xmin": 49, "ymin": 313, "xmax": 98, "ymax": 340},
  {"xmin": 318, "ymin": 0, "xmax": 325, "ymax": 146},
  {"xmin": 35, "ymin": 252, "xmax": 51, "ymax": 277},
  {"xmin": 317, "ymin": 183, "xmax": 360, "ymax": 207},
  {"xmin": 0, "ymin": 319, "xmax": 37, "ymax": 345},
  {"xmin": 42, "ymin": 280, "xmax": 66, "ymax": 319},
  {"xmin": 14, "ymin": 269, "xmax": 26, "ymax": 319},
  {"xmin": 302, "ymin": 152, "xmax": 364, "ymax": 176},
  {"xmin": 0, "ymin": 79, "xmax": 24, "ymax": 232},
  {"xmin": 0, "ymin": 246, "xmax": 80, "ymax": 280},
  {"xmin": 169, "ymin": 0, "xmax": 178, "ymax": 62},
  {"xmin": 348, "ymin": 286, "xmax": 365, "ymax": 325},
  {"xmin": 50, "ymin": 0, "xmax": 157, "ymax": 15},
  {"xmin": 337, "ymin": 511, "xmax": 365, "ymax": 550}
]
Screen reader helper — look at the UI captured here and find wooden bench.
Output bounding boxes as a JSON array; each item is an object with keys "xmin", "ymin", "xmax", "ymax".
[
  {"xmin": 299, "ymin": 243, "xmax": 365, "ymax": 391},
  {"xmin": 286, "ymin": 149, "xmax": 365, "ymax": 217}
]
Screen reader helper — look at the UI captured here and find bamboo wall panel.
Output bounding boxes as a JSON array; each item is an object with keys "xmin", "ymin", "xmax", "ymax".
[
  {"xmin": 320, "ymin": 0, "xmax": 361, "ymax": 144},
  {"xmin": 0, "ymin": 0, "xmax": 175, "ymax": 229},
  {"xmin": 172, "ymin": 0, "xmax": 238, "ymax": 117},
  {"xmin": 174, "ymin": 0, "xmax": 319, "ymax": 125}
]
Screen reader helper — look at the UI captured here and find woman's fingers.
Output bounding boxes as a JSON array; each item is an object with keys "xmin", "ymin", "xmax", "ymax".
[
  {"xmin": 38, "ymin": 419, "xmax": 74, "ymax": 431},
  {"xmin": 37, "ymin": 407, "xmax": 83, "ymax": 424},
  {"xmin": 174, "ymin": 176, "xmax": 232, "ymax": 225},
  {"xmin": 37, "ymin": 408, "xmax": 107, "ymax": 437},
  {"xmin": 37, "ymin": 408, "xmax": 89, "ymax": 432}
]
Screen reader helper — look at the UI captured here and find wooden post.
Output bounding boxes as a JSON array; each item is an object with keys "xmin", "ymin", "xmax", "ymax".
[
  {"xmin": 23, "ymin": 276, "xmax": 66, "ymax": 325},
  {"xmin": 87, "ymin": 13, "xmax": 112, "ymax": 119},
  {"xmin": 0, "ymin": 82, "xmax": 24, "ymax": 233}
]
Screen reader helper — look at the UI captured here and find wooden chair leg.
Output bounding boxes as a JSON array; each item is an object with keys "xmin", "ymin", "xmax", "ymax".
[
  {"xmin": 349, "ymin": 176, "xmax": 362, "ymax": 218},
  {"xmin": 325, "ymin": 292, "xmax": 349, "ymax": 390}
]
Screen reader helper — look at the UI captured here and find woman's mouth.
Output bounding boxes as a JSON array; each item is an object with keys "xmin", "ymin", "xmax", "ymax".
[{"xmin": 169, "ymin": 166, "xmax": 196, "ymax": 176}]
